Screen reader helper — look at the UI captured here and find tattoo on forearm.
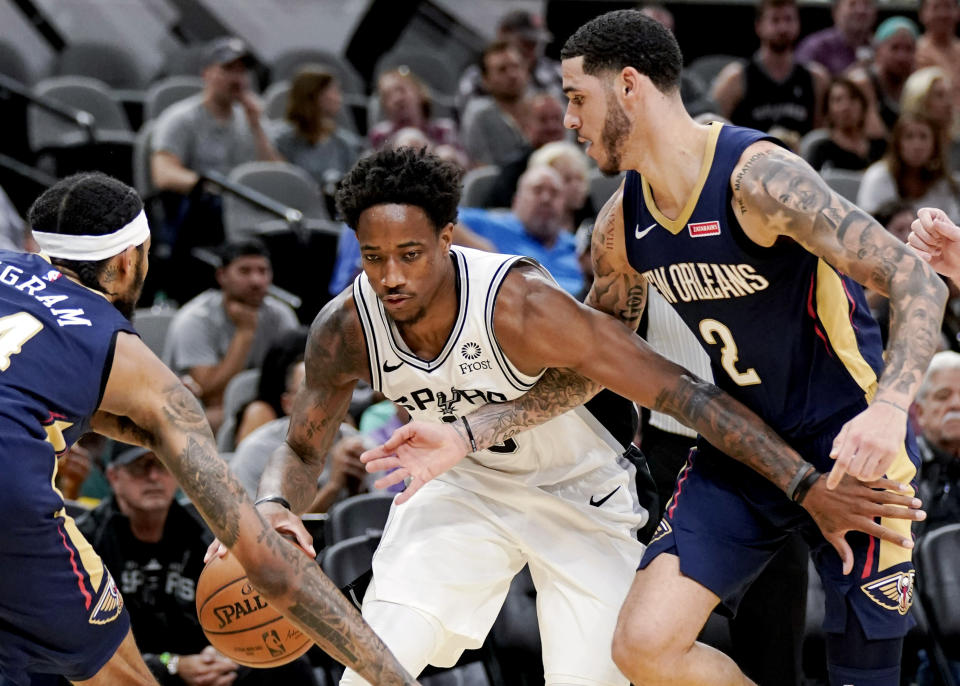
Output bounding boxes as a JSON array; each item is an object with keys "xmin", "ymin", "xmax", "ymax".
[
  {"xmin": 588, "ymin": 196, "xmax": 647, "ymax": 330},
  {"xmin": 738, "ymin": 148, "xmax": 947, "ymax": 402},
  {"xmin": 653, "ymin": 374, "xmax": 802, "ymax": 490},
  {"xmin": 465, "ymin": 367, "xmax": 602, "ymax": 450}
]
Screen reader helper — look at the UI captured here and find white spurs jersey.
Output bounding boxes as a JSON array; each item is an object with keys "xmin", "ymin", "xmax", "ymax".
[{"xmin": 353, "ymin": 246, "xmax": 642, "ymax": 507}]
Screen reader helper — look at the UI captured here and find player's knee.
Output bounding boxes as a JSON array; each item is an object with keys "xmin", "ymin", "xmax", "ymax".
[{"xmin": 612, "ymin": 615, "xmax": 679, "ymax": 683}]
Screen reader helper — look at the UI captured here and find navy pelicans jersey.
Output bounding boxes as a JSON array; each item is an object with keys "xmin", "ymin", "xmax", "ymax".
[
  {"xmin": 354, "ymin": 247, "xmax": 644, "ymax": 523},
  {"xmin": 622, "ymin": 123, "xmax": 884, "ymax": 441},
  {"xmin": 0, "ymin": 250, "xmax": 136, "ymax": 522}
]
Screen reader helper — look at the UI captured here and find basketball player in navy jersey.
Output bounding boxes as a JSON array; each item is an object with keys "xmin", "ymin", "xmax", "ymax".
[
  {"xmin": 0, "ymin": 173, "xmax": 415, "ymax": 686},
  {"xmin": 361, "ymin": 11, "xmax": 946, "ymax": 686},
  {"xmin": 239, "ymin": 147, "xmax": 925, "ymax": 686}
]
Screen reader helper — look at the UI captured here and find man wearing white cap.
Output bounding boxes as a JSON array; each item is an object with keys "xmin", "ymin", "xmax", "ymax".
[{"xmin": 0, "ymin": 172, "xmax": 416, "ymax": 686}]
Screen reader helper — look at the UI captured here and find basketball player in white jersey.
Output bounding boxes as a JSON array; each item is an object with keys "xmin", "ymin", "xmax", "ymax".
[{"xmin": 232, "ymin": 147, "xmax": 924, "ymax": 686}]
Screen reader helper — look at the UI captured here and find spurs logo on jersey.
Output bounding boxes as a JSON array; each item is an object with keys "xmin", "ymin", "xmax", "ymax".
[
  {"xmin": 860, "ymin": 570, "xmax": 914, "ymax": 615},
  {"xmin": 89, "ymin": 570, "xmax": 123, "ymax": 625}
]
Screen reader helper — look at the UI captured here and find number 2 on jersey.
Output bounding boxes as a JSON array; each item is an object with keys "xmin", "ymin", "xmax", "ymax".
[
  {"xmin": 698, "ymin": 319, "xmax": 761, "ymax": 386},
  {"xmin": 0, "ymin": 312, "xmax": 43, "ymax": 371}
]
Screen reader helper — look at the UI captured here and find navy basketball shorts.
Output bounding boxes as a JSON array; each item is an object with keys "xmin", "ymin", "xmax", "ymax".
[
  {"xmin": 640, "ymin": 409, "xmax": 920, "ymax": 641},
  {"xmin": 0, "ymin": 441, "xmax": 129, "ymax": 685}
]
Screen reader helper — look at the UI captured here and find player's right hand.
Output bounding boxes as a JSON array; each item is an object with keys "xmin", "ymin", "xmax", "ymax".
[
  {"xmin": 908, "ymin": 207, "xmax": 960, "ymax": 280},
  {"xmin": 204, "ymin": 501, "xmax": 316, "ymax": 563},
  {"xmin": 360, "ymin": 420, "xmax": 471, "ymax": 504},
  {"xmin": 801, "ymin": 473, "xmax": 925, "ymax": 575}
]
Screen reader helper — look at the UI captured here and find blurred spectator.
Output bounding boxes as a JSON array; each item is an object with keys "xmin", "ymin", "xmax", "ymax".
[
  {"xmin": 55, "ymin": 443, "xmax": 93, "ymax": 502},
  {"xmin": 234, "ymin": 327, "xmax": 308, "ymax": 445},
  {"xmin": 163, "ymin": 239, "xmax": 299, "ymax": 429},
  {"xmin": 914, "ymin": 351, "xmax": 960, "ymax": 534},
  {"xmin": 804, "ymin": 76, "xmax": 886, "ymax": 171},
  {"xmin": 484, "ymin": 93, "xmax": 566, "ymax": 208},
  {"xmin": 457, "ymin": 9, "xmax": 563, "ymax": 111},
  {"xmin": 900, "ymin": 66, "xmax": 960, "ymax": 168},
  {"xmin": 151, "ymin": 37, "xmax": 281, "ymax": 303},
  {"xmin": 0, "ymin": 185, "xmax": 35, "ymax": 252},
  {"xmin": 458, "ymin": 166, "xmax": 583, "ymax": 295},
  {"xmin": 527, "ymin": 141, "xmax": 593, "ymax": 232},
  {"xmin": 796, "ymin": 0, "xmax": 876, "ymax": 75},
  {"xmin": 857, "ymin": 113, "xmax": 959, "ymax": 218},
  {"xmin": 915, "ymin": 0, "xmax": 960, "ymax": 117},
  {"xmin": 270, "ymin": 65, "xmax": 364, "ymax": 189},
  {"xmin": 461, "ymin": 41, "xmax": 532, "ymax": 167},
  {"xmin": 639, "ymin": 4, "xmax": 675, "ymax": 32},
  {"xmin": 76, "ymin": 445, "xmax": 316, "ymax": 686},
  {"xmin": 848, "ymin": 17, "xmax": 919, "ymax": 138},
  {"xmin": 369, "ymin": 68, "xmax": 459, "ymax": 151},
  {"xmin": 712, "ymin": 0, "xmax": 828, "ymax": 147}
]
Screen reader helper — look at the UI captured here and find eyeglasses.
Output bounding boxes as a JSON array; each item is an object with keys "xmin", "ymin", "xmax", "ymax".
[{"xmin": 123, "ymin": 457, "xmax": 168, "ymax": 479}]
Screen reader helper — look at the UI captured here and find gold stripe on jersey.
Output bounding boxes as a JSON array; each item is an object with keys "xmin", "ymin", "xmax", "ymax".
[
  {"xmin": 61, "ymin": 514, "xmax": 105, "ymax": 593},
  {"xmin": 815, "ymin": 259, "xmax": 878, "ymax": 401},
  {"xmin": 878, "ymin": 442, "xmax": 917, "ymax": 572},
  {"xmin": 641, "ymin": 122, "xmax": 722, "ymax": 234}
]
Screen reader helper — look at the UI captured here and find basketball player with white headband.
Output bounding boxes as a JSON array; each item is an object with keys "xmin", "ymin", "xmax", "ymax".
[{"xmin": 0, "ymin": 172, "xmax": 417, "ymax": 686}]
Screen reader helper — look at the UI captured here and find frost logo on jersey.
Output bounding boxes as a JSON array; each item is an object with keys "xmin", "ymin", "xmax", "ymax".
[
  {"xmin": 89, "ymin": 570, "xmax": 124, "ymax": 625},
  {"xmin": 459, "ymin": 341, "xmax": 491, "ymax": 374},
  {"xmin": 860, "ymin": 569, "xmax": 914, "ymax": 615},
  {"xmin": 461, "ymin": 342, "xmax": 482, "ymax": 360},
  {"xmin": 688, "ymin": 220, "xmax": 721, "ymax": 238}
]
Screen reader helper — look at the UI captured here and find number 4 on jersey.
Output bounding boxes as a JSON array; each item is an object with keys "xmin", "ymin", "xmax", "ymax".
[{"xmin": 0, "ymin": 312, "xmax": 43, "ymax": 371}]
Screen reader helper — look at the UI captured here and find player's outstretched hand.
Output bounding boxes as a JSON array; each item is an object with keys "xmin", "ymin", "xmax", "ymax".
[
  {"xmin": 360, "ymin": 420, "xmax": 470, "ymax": 504},
  {"xmin": 203, "ymin": 501, "xmax": 316, "ymax": 563},
  {"xmin": 908, "ymin": 207, "xmax": 960, "ymax": 280},
  {"xmin": 802, "ymin": 474, "xmax": 924, "ymax": 575},
  {"xmin": 826, "ymin": 402, "xmax": 907, "ymax": 489}
]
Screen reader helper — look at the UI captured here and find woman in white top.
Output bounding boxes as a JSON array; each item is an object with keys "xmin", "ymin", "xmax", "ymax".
[{"xmin": 858, "ymin": 112, "xmax": 960, "ymax": 220}]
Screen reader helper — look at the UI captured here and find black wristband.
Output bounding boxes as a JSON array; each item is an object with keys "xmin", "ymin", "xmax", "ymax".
[
  {"xmin": 254, "ymin": 495, "xmax": 292, "ymax": 511},
  {"xmin": 792, "ymin": 469, "xmax": 822, "ymax": 505},
  {"xmin": 460, "ymin": 416, "xmax": 478, "ymax": 452}
]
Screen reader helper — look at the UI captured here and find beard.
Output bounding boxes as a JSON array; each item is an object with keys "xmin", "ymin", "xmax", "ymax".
[
  {"xmin": 599, "ymin": 92, "xmax": 630, "ymax": 175},
  {"xmin": 113, "ymin": 252, "xmax": 146, "ymax": 321}
]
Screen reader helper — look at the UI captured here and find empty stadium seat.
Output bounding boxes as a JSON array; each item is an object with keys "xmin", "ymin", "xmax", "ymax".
[
  {"xmin": 461, "ymin": 166, "xmax": 501, "ymax": 208},
  {"xmin": 55, "ymin": 41, "xmax": 148, "ymax": 90},
  {"xmin": 215, "ymin": 369, "xmax": 261, "ymax": 452},
  {"xmin": 133, "ymin": 305, "xmax": 177, "ymax": 358},
  {"xmin": 325, "ymin": 492, "xmax": 395, "ymax": 545},
  {"xmin": 143, "ymin": 76, "xmax": 203, "ymax": 121},
  {"xmin": 269, "ymin": 48, "xmax": 365, "ymax": 95}
]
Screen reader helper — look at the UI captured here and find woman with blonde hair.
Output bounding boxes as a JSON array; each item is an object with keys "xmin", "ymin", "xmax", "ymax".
[
  {"xmin": 527, "ymin": 141, "xmax": 593, "ymax": 232},
  {"xmin": 270, "ymin": 65, "xmax": 364, "ymax": 185},
  {"xmin": 901, "ymin": 65, "xmax": 960, "ymax": 166},
  {"xmin": 858, "ymin": 112, "xmax": 959, "ymax": 218}
]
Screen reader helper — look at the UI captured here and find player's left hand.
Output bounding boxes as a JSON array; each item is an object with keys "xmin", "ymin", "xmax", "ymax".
[
  {"xmin": 360, "ymin": 420, "xmax": 470, "ymax": 504},
  {"xmin": 826, "ymin": 401, "xmax": 908, "ymax": 489},
  {"xmin": 802, "ymin": 474, "xmax": 924, "ymax": 575}
]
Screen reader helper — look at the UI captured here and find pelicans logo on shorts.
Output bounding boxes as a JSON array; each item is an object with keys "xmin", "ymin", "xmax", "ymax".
[
  {"xmin": 89, "ymin": 570, "xmax": 124, "ymax": 625},
  {"xmin": 860, "ymin": 570, "xmax": 914, "ymax": 615},
  {"xmin": 649, "ymin": 517, "xmax": 672, "ymax": 545}
]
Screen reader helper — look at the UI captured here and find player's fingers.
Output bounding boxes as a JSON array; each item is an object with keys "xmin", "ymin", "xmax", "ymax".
[
  {"xmin": 864, "ymin": 503, "xmax": 926, "ymax": 521},
  {"xmin": 826, "ymin": 533, "xmax": 855, "ymax": 575},
  {"xmin": 862, "ymin": 520, "xmax": 915, "ymax": 550},
  {"xmin": 394, "ymin": 476, "xmax": 423, "ymax": 505},
  {"xmin": 204, "ymin": 538, "xmax": 228, "ymax": 564},
  {"xmin": 359, "ymin": 443, "xmax": 397, "ymax": 464},
  {"xmin": 910, "ymin": 216, "xmax": 939, "ymax": 247},
  {"xmin": 362, "ymin": 455, "xmax": 401, "ymax": 473},
  {"xmin": 374, "ymin": 468, "xmax": 409, "ymax": 491},
  {"xmin": 827, "ymin": 424, "xmax": 852, "ymax": 489},
  {"xmin": 276, "ymin": 523, "xmax": 315, "ymax": 558},
  {"xmin": 906, "ymin": 233, "xmax": 936, "ymax": 261},
  {"xmin": 934, "ymin": 213, "xmax": 960, "ymax": 241},
  {"xmin": 865, "ymin": 477, "xmax": 914, "ymax": 494},
  {"xmin": 379, "ymin": 424, "xmax": 418, "ymax": 453}
]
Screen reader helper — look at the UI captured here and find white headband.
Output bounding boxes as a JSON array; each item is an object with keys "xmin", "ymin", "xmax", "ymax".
[{"xmin": 33, "ymin": 210, "xmax": 150, "ymax": 261}]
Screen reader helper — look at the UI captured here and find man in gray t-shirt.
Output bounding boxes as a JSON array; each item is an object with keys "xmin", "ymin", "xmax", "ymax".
[{"xmin": 163, "ymin": 239, "xmax": 298, "ymax": 427}]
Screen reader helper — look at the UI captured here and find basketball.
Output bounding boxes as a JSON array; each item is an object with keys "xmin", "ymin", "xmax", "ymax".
[{"xmin": 196, "ymin": 547, "xmax": 314, "ymax": 667}]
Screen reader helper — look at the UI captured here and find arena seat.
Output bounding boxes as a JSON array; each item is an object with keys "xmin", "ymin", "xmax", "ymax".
[
  {"xmin": 216, "ymin": 369, "xmax": 261, "ymax": 452},
  {"xmin": 143, "ymin": 76, "xmax": 203, "ymax": 121},
  {"xmin": 915, "ymin": 523, "xmax": 960, "ymax": 686},
  {"xmin": 325, "ymin": 492, "xmax": 395, "ymax": 545}
]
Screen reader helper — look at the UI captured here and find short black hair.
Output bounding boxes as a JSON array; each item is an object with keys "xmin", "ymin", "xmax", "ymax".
[
  {"xmin": 27, "ymin": 172, "xmax": 144, "ymax": 294},
  {"xmin": 219, "ymin": 238, "xmax": 271, "ymax": 268},
  {"xmin": 335, "ymin": 147, "xmax": 462, "ymax": 233},
  {"xmin": 560, "ymin": 10, "xmax": 682, "ymax": 93}
]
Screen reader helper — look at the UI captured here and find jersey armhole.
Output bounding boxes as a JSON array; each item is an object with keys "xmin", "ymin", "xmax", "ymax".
[{"xmin": 96, "ymin": 329, "xmax": 122, "ymax": 409}]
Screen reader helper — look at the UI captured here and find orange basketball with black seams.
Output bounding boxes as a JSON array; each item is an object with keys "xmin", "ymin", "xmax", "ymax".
[{"xmin": 196, "ymin": 549, "xmax": 313, "ymax": 667}]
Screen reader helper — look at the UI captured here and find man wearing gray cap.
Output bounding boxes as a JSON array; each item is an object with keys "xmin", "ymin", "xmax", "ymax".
[{"xmin": 151, "ymin": 36, "xmax": 281, "ymax": 303}]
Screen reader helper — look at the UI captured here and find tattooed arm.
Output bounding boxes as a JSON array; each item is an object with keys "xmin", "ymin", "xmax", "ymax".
[
  {"xmin": 256, "ymin": 290, "xmax": 367, "ymax": 515},
  {"xmin": 733, "ymin": 142, "xmax": 948, "ymax": 485},
  {"xmin": 93, "ymin": 331, "xmax": 415, "ymax": 685}
]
